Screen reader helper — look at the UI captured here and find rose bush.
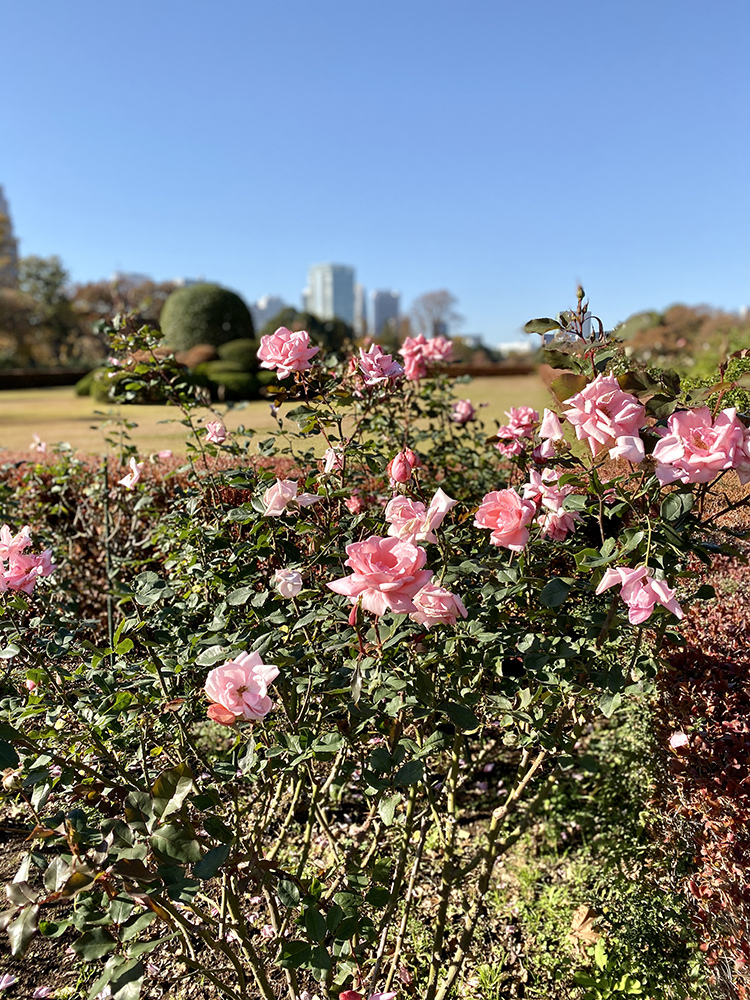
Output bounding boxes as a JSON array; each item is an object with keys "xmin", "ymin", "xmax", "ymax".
[{"xmin": 0, "ymin": 302, "xmax": 745, "ymax": 998}]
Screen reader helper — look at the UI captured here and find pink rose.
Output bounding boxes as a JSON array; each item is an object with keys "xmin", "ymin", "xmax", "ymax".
[
  {"xmin": 669, "ymin": 731, "xmax": 690, "ymax": 751},
  {"xmin": 385, "ymin": 488, "xmax": 457, "ymax": 544},
  {"xmin": 0, "ymin": 525, "xmax": 54, "ymax": 595},
  {"xmin": 423, "ymin": 336, "xmax": 453, "ymax": 362},
  {"xmin": 327, "ymin": 535, "xmax": 432, "ymax": 616},
  {"xmin": 536, "ymin": 507, "xmax": 580, "ymax": 541},
  {"xmin": 563, "ymin": 375, "xmax": 645, "ymax": 457},
  {"xmin": 595, "ymin": 565, "xmax": 683, "ymax": 625},
  {"xmin": 25, "ymin": 678, "xmax": 37, "ymax": 692},
  {"xmin": 400, "ymin": 335, "xmax": 429, "ymax": 381},
  {"xmin": 495, "ymin": 427, "xmax": 525, "ymax": 458},
  {"xmin": 409, "ymin": 582, "xmax": 468, "ymax": 628},
  {"xmin": 652, "ymin": 407, "xmax": 748, "ymax": 485},
  {"xmin": 322, "ymin": 447, "xmax": 344, "ymax": 474},
  {"xmin": 205, "ymin": 421, "xmax": 228, "ymax": 444},
  {"xmin": 273, "ymin": 568, "xmax": 303, "ymax": 598},
  {"xmin": 387, "ymin": 451, "xmax": 415, "ymax": 485},
  {"xmin": 118, "ymin": 457, "xmax": 144, "ymax": 490},
  {"xmin": 204, "ymin": 650, "xmax": 279, "ymax": 725},
  {"xmin": 358, "ymin": 344, "xmax": 404, "ymax": 385},
  {"xmin": 474, "ymin": 489, "xmax": 536, "ymax": 551},
  {"xmin": 505, "ymin": 406, "xmax": 539, "ymax": 438},
  {"xmin": 345, "ymin": 490, "xmax": 365, "ymax": 514},
  {"xmin": 30, "ymin": 434, "xmax": 47, "ymax": 454},
  {"xmin": 608, "ymin": 435, "xmax": 645, "ymax": 463},
  {"xmin": 451, "ymin": 399, "xmax": 476, "ymax": 425},
  {"xmin": 539, "ymin": 408, "xmax": 564, "ymax": 442},
  {"xmin": 257, "ymin": 327, "xmax": 319, "ymax": 379},
  {"xmin": 262, "ymin": 479, "xmax": 321, "ymax": 516}
]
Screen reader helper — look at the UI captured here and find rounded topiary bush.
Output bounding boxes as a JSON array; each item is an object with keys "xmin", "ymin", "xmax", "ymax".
[
  {"xmin": 194, "ymin": 360, "xmax": 259, "ymax": 401},
  {"xmin": 217, "ymin": 338, "xmax": 260, "ymax": 371},
  {"xmin": 160, "ymin": 283, "xmax": 255, "ymax": 352}
]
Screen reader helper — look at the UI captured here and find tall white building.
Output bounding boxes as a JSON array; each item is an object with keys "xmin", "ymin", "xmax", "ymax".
[
  {"xmin": 251, "ymin": 294, "xmax": 288, "ymax": 330},
  {"xmin": 371, "ymin": 290, "xmax": 400, "ymax": 337},
  {"xmin": 304, "ymin": 263, "xmax": 355, "ymax": 326},
  {"xmin": 354, "ymin": 283, "xmax": 367, "ymax": 337}
]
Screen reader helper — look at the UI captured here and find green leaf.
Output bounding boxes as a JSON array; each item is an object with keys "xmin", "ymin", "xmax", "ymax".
[
  {"xmin": 227, "ymin": 586, "xmax": 254, "ymax": 606},
  {"xmin": 308, "ymin": 944, "xmax": 332, "ymax": 982},
  {"xmin": 599, "ymin": 690, "xmax": 622, "ymax": 719},
  {"xmin": 543, "ymin": 349, "xmax": 584, "ymax": 372},
  {"xmin": 72, "ymin": 926, "xmax": 117, "ymax": 960},
  {"xmin": 0, "ymin": 741, "xmax": 18, "ymax": 768},
  {"xmin": 694, "ymin": 584, "xmax": 716, "ymax": 601},
  {"xmin": 7, "ymin": 904, "xmax": 39, "ymax": 957},
  {"xmin": 303, "ymin": 906, "xmax": 327, "ymax": 943},
  {"xmin": 277, "ymin": 939, "xmax": 312, "ymax": 969},
  {"xmin": 660, "ymin": 491, "xmax": 692, "ymax": 521},
  {"xmin": 203, "ymin": 815, "xmax": 235, "ymax": 843},
  {"xmin": 539, "ymin": 577, "xmax": 573, "ymax": 607},
  {"xmin": 152, "ymin": 762, "xmax": 195, "ymax": 821},
  {"xmin": 120, "ymin": 911, "xmax": 156, "ymax": 943},
  {"xmin": 149, "ymin": 824, "xmax": 202, "ymax": 864},
  {"xmin": 194, "ymin": 843, "xmax": 230, "ymax": 880},
  {"xmin": 110, "ymin": 958, "xmax": 145, "ymax": 1000},
  {"xmin": 0, "ymin": 644, "xmax": 20, "ymax": 658},
  {"xmin": 394, "ymin": 759, "xmax": 423, "ymax": 787},
  {"xmin": 277, "ymin": 879, "xmax": 300, "ymax": 908},
  {"xmin": 442, "ymin": 702, "xmax": 480, "ymax": 732},
  {"xmin": 524, "ymin": 317, "xmax": 562, "ymax": 334},
  {"xmin": 550, "ymin": 372, "xmax": 588, "ymax": 402},
  {"xmin": 195, "ymin": 644, "xmax": 228, "ymax": 667},
  {"xmin": 378, "ymin": 792, "xmax": 401, "ymax": 827}
]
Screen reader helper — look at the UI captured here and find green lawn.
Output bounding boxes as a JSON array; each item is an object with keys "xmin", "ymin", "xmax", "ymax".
[{"xmin": 0, "ymin": 375, "xmax": 550, "ymax": 456}]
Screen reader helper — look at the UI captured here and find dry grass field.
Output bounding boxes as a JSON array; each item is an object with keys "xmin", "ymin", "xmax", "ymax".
[{"xmin": 0, "ymin": 374, "xmax": 550, "ymax": 456}]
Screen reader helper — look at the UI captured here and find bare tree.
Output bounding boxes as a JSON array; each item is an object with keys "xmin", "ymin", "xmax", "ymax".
[{"xmin": 410, "ymin": 289, "xmax": 464, "ymax": 338}]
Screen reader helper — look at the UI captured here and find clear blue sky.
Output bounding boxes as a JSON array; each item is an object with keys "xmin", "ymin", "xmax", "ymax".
[{"xmin": 2, "ymin": 0, "xmax": 749, "ymax": 344}]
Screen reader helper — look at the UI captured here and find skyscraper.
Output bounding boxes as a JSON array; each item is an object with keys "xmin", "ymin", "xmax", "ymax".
[
  {"xmin": 304, "ymin": 264, "xmax": 355, "ymax": 326},
  {"xmin": 371, "ymin": 290, "xmax": 400, "ymax": 337},
  {"xmin": 353, "ymin": 283, "xmax": 367, "ymax": 337}
]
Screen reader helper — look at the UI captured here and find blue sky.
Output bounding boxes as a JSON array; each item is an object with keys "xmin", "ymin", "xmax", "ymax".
[{"xmin": 2, "ymin": 0, "xmax": 749, "ymax": 344}]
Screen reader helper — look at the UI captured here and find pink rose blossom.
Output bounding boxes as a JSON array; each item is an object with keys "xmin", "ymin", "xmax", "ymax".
[
  {"xmin": 345, "ymin": 490, "xmax": 365, "ymax": 514},
  {"xmin": 595, "ymin": 565, "xmax": 683, "ymax": 625},
  {"xmin": 536, "ymin": 507, "xmax": 580, "ymax": 541},
  {"xmin": 273, "ymin": 568, "xmax": 303, "ymax": 598},
  {"xmin": 204, "ymin": 650, "xmax": 279, "ymax": 725},
  {"xmin": 205, "ymin": 421, "xmax": 228, "ymax": 444},
  {"xmin": 410, "ymin": 582, "xmax": 468, "ymax": 628},
  {"xmin": 156, "ymin": 449, "xmax": 173, "ymax": 460},
  {"xmin": 423, "ymin": 336, "xmax": 454, "ymax": 362},
  {"xmin": 563, "ymin": 375, "xmax": 645, "ymax": 457},
  {"xmin": 25, "ymin": 678, "xmax": 37, "ymax": 692},
  {"xmin": 0, "ymin": 525, "xmax": 54, "ymax": 595},
  {"xmin": 652, "ymin": 406, "xmax": 748, "ymax": 485},
  {"xmin": 0, "ymin": 976, "xmax": 17, "ymax": 991},
  {"xmin": 262, "ymin": 479, "xmax": 321, "ymax": 516},
  {"xmin": 523, "ymin": 469, "xmax": 580, "ymax": 541},
  {"xmin": 118, "ymin": 457, "xmax": 144, "ymax": 490},
  {"xmin": 387, "ymin": 451, "xmax": 418, "ymax": 485},
  {"xmin": 505, "ymin": 406, "xmax": 539, "ymax": 438},
  {"xmin": 474, "ymin": 489, "xmax": 536, "ymax": 551},
  {"xmin": 539, "ymin": 408, "xmax": 564, "ymax": 442},
  {"xmin": 400, "ymin": 335, "xmax": 429, "ymax": 381},
  {"xmin": 257, "ymin": 327, "xmax": 319, "ymax": 379},
  {"xmin": 327, "ymin": 535, "xmax": 432, "ymax": 616},
  {"xmin": 495, "ymin": 427, "xmax": 525, "ymax": 458},
  {"xmin": 451, "ymin": 399, "xmax": 476, "ymax": 424},
  {"xmin": 385, "ymin": 488, "xmax": 457, "ymax": 544},
  {"xmin": 608, "ymin": 435, "xmax": 645, "ymax": 463},
  {"xmin": 669, "ymin": 731, "xmax": 690, "ymax": 751},
  {"xmin": 358, "ymin": 344, "xmax": 404, "ymax": 385},
  {"xmin": 30, "ymin": 433, "xmax": 47, "ymax": 454},
  {"xmin": 322, "ymin": 447, "xmax": 344, "ymax": 474}
]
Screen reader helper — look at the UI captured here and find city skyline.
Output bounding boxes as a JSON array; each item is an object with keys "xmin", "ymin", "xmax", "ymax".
[{"xmin": 2, "ymin": 3, "xmax": 749, "ymax": 345}]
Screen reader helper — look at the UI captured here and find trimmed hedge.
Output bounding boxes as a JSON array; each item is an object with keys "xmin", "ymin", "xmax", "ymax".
[{"xmin": 160, "ymin": 283, "xmax": 255, "ymax": 352}]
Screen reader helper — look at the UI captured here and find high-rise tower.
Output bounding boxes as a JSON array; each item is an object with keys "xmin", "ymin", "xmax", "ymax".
[{"xmin": 304, "ymin": 264, "xmax": 355, "ymax": 326}]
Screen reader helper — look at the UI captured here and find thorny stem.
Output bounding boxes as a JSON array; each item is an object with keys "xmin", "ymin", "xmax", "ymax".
[{"xmin": 383, "ymin": 816, "xmax": 429, "ymax": 993}]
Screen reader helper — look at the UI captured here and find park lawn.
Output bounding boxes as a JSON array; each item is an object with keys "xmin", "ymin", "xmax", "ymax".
[{"xmin": 0, "ymin": 374, "xmax": 550, "ymax": 456}]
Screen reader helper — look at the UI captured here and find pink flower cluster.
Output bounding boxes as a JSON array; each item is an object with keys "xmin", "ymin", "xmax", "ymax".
[
  {"xmin": 262, "ymin": 479, "xmax": 321, "ymax": 516},
  {"xmin": 328, "ymin": 486, "xmax": 464, "ymax": 625},
  {"xmin": 652, "ymin": 406, "xmax": 750, "ymax": 485},
  {"xmin": 205, "ymin": 420, "xmax": 228, "ymax": 445},
  {"xmin": 118, "ymin": 457, "xmax": 144, "ymax": 490},
  {"xmin": 522, "ymin": 469, "xmax": 581, "ymax": 541},
  {"xmin": 495, "ymin": 407, "xmax": 539, "ymax": 457},
  {"xmin": 398, "ymin": 334, "xmax": 453, "ymax": 381},
  {"xmin": 385, "ymin": 488, "xmax": 457, "ymax": 544},
  {"xmin": 0, "ymin": 525, "xmax": 54, "ymax": 595},
  {"xmin": 595, "ymin": 565, "xmax": 683, "ymax": 625},
  {"xmin": 204, "ymin": 650, "xmax": 279, "ymax": 726},
  {"xmin": 563, "ymin": 375, "xmax": 645, "ymax": 461},
  {"xmin": 475, "ymin": 467, "xmax": 581, "ymax": 549},
  {"xmin": 357, "ymin": 344, "xmax": 404, "ymax": 385},
  {"xmin": 451, "ymin": 399, "xmax": 476, "ymax": 425},
  {"xmin": 257, "ymin": 327, "xmax": 319, "ymax": 379}
]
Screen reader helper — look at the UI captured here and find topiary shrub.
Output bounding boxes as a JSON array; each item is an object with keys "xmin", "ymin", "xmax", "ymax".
[
  {"xmin": 160, "ymin": 283, "xmax": 254, "ymax": 352},
  {"xmin": 217, "ymin": 338, "xmax": 260, "ymax": 371},
  {"xmin": 194, "ymin": 360, "xmax": 259, "ymax": 401},
  {"xmin": 74, "ymin": 369, "xmax": 101, "ymax": 396}
]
